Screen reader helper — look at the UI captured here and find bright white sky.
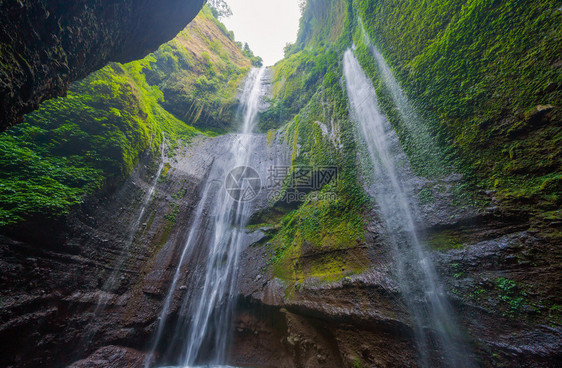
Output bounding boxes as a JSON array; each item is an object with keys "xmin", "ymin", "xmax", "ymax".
[{"xmin": 221, "ymin": 0, "xmax": 301, "ymax": 66}]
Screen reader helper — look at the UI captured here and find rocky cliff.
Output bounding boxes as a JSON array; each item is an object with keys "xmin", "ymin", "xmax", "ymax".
[
  {"xmin": 0, "ymin": 0, "xmax": 560, "ymax": 367},
  {"xmin": 0, "ymin": 0, "xmax": 206, "ymax": 131},
  {"xmin": 0, "ymin": 136, "xmax": 217, "ymax": 367}
]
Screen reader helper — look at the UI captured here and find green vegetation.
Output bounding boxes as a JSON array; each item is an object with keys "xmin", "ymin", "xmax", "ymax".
[
  {"xmin": 0, "ymin": 5, "xmax": 252, "ymax": 230},
  {"xmin": 355, "ymin": 0, "xmax": 562, "ymax": 217},
  {"xmin": 143, "ymin": 5, "xmax": 253, "ymax": 132},
  {"xmin": 495, "ymin": 277, "xmax": 527, "ymax": 316},
  {"xmin": 257, "ymin": 0, "xmax": 370, "ymax": 285},
  {"xmin": 462, "ymin": 274, "xmax": 562, "ymax": 324},
  {"xmin": 0, "ymin": 62, "xmax": 187, "ymax": 227},
  {"xmin": 260, "ymin": 0, "xmax": 352, "ymax": 131},
  {"xmin": 164, "ymin": 203, "xmax": 181, "ymax": 223}
]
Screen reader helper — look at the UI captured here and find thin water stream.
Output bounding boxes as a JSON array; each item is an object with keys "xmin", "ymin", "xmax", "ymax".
[
  {"xmin": 82, "ymin": 137, "xmax": 166, "ymax": 343},
  {"xmin": 96, "ymin": 138, "xmax": 166, "ymax": 307},
  {"xmin": 357, "ymin": 19, "xmax": 445, "ymax": 172},
  {"xmin": 343, "ymin": 49, "xmax": 474, "ymax": 367}
]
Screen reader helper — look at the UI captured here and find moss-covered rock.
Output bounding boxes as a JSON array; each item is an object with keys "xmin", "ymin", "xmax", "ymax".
[
  {"xmin": 0, "ymin": 6, "xmax": 252, "ymax": 232},
  {"xmin": 0, "ymin": 0, "xmax": 206, "ymax": 131}
]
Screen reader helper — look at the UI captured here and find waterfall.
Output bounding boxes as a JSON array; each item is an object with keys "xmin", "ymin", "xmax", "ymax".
[
  {"xmin": 146, "ymin": 68, "xmax": 268, "ymax": 368},
  {"xmin": 357, "ymin": 19, "xmax": 445, "ymax": 174},
  {"xmin": 343, "ymin": 50, "xmax": 474, "ymax": 367}
]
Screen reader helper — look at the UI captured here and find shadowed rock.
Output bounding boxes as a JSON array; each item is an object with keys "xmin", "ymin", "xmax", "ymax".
[
  {"xmin": 0, "ymin": 0, "xmax": 205, "ymax": 131},
  {"xmin": 68, "ymin": 345, "xmax": 154, "ymax": 368}
]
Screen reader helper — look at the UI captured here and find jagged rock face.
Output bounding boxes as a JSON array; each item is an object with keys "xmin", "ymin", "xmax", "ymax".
[
  {"xmin": 0, "ymin": 0, "xmax": 205, "ymax": 131},
  {"xmin": 235, "ymin": 200, "xmax": 562, "ymax": 368},
  {"xmin": 68, "ymin": 346, "xmax": 154, "ymax": 368},
  {"xmin": 1, "ymin": 133, "xmax": 560, "ymax": 368},
  {"xmin": 0, "ymin": 136, "xmax": 216, "ymax": 367}
]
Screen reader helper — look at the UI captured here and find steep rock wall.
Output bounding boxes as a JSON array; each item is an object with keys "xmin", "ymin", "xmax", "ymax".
[
  {"xmin": 0, "ymin": 135, "xmax": 224, "ymax": 367},
  {"xmin": 253, "ymin": 0, "xmax": 562, "ymax": 366},
  {"xmin": 0, "ymin": 0, "xmax": 206, "ymax": 131},
  {"xmin": 143, "ymin": 5, "xmax": 252, "ymax": 132}
]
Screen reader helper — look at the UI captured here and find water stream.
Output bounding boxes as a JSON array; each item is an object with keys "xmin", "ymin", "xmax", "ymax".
[
  {"xmin": 82, "ymin": 137, "xmax": 166, "ymax": 343},
  {"xmin": 96, "ymin": 138, "xmax": 166, "ymax": 308},
  {"xmin": 343, "ymin": 49, "xmax": 473, "ymax": 367},
  {"xmin": 357, "ymin": 19, "xmax": 445, "ymax": 173},
  {"xmin": 145, "ymin": 67, "xmax": 268, "ymax": 368}
]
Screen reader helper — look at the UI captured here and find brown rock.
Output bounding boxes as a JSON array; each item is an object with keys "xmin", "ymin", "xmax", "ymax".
[{"xmin": 68, "ymin": 346, "xmax": 153, "ymax": 368}]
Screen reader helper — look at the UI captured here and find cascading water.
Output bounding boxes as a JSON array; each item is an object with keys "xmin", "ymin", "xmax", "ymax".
[
  {"xmin": 357, "ymin": 19, "xmax": 444, "ymax": 172},
  {"xmin": 98, "ymin": 137, "xmax": 166, "ymax": 305},
  {"xmin": 82, "ymin": 137, "xmax": 166, "ymax": 342},
  {"xmin": 146, "ymin": 68, "xmax": 268, "ymax": 368},
  {"xmin": 343, "ymin": 50, "xmax": 474, "ymax": 367}
]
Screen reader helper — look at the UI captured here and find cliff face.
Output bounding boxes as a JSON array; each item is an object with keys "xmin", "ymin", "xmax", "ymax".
[
  {"xmin": 1, "ymin": 0, "xmax": 561, "ymax": 367},
  {"xmin": 0, "ymin": 6, "xmax": 252, "ymax": 236},
  {"xmin": 0, "ymin": 137, "xmax": 214, "ymax": 367},
  {"xmin": 143, "ymin": 5, "xmax": 252, "ymax": 132},
  {"xmin": 0, "ymin": 0, "xmax": 206, "ymax": 131}
]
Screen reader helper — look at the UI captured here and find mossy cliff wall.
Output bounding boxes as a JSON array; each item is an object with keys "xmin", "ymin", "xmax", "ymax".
[
  {"xmin": 144, "ymin": 5, "xmax": 251, "ymax": 132},
  {"xmin": 262, "ymin": 0, "xmax": 561, "ymax": 276},
  {"xmin": 239, "ymin": 1, "xmax": 561, "ymax": 366},
  {"xmin": 354, "ymin": 0, "xmax": 561, "ymax": 226},
  {"xmin": 0, "ymin": 6, "xmax": 252, "ymax": 240},
  {"xmin": 0, "ymin": 0, "xmax": 206, "ymax": 131}
]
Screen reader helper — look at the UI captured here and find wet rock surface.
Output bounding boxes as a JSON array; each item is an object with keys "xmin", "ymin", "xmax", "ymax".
[
  {"xmin": 67, "ymin": 345, "xmax": 154, "ymax": 368},
  {"xmin": 233, "ymin": 175, "xmax": 562, "ymax": 367},
  {"xmin": 0, "ymin": 133, "xmax": 560, "ymax": 367},
  {"xmin": 0, "ymin": 0, "xmax": 205, "ymax": 131},
  {"xmin": 0, "ymin": 135, "xmax": 239, "ymax": 367}
]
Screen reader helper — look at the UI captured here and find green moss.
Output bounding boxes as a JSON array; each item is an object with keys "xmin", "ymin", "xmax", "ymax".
[
  {"xmin": 469, "ymin": 286, "xmax": 487, "ymax": 299},
  {"xmin": 418, "ymin": 187, "xmax": 435, "ymax": 204},
  {"xmin": 0, "ymin": 6, "xmax": 254, "ymax": 229},
  {"xmin": 171, "ymin": 188, "xmax": 187, "ymax": 200},
  {"xmin": 155, "ymin": 221, "xmax": 174, "ymax": 248},
  {"xmin": 159, "ymin": 162, "xmax": 172, "ymax": 182},
  {"xmin": 353, "ymin": 357, "xmax": 363, "ymax": 368},
  {"xmin": 355, "ymin": 0, "xmax": 562, "ymax": 218},
  {"xmin": 143, "ymin": 211, "xmax": 156, "ymax": 234},
  {"xmin": 164, "ymin": 203, "xmax": 180, "ymax": 223},
  {"xmin": 266, "ymin": 129, "xmax": 276, "ymax": 146}
]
